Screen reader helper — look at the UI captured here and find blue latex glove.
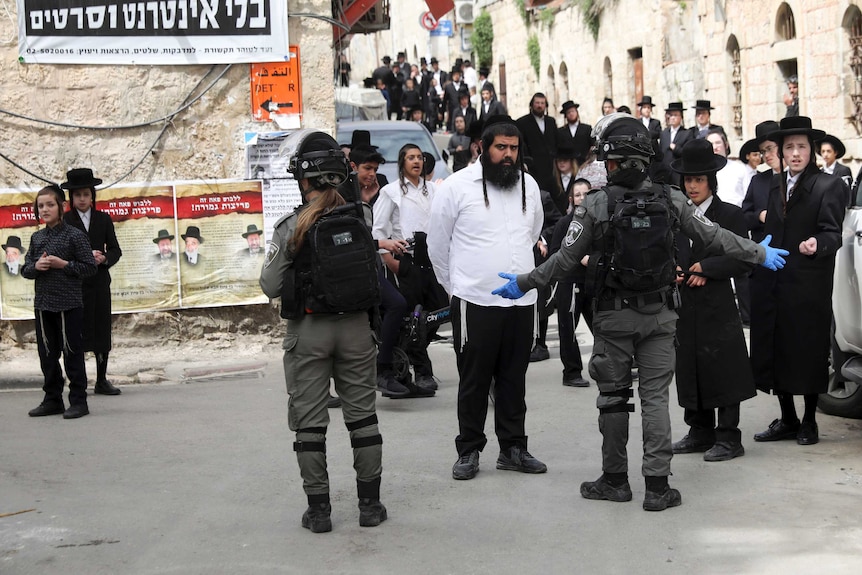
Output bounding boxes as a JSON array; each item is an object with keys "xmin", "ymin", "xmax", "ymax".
[
  {"xmin": 759, "ymin": 234, "xmax": 790, "ymax": 271},
  {"xmin": 491, "ymin": 272, "xmax": 526, "ymax": 299}
]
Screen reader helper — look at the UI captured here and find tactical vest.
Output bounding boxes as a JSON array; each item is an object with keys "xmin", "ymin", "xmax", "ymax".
[
  {"xmin": 281, "ymin": 202, "xmax": 380, "ymax": 319},
  {"xmin": 598, "ymin": 182, "xmax": 680, "ymax": 295}
]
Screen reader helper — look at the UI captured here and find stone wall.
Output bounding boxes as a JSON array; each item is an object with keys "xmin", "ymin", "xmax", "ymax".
[{"xmin": 0, "ymin": 0, "xmax": 336, "ymax": 190}]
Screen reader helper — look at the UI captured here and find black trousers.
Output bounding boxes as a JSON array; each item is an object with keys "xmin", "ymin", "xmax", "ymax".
[
  {"xmin": 452, "ymin": 297, "xmax": 534, "ymax": 455},
  {"xmin": 555, "ymin": 280, "xmax": 593, "ymax": 378},
  {"xmin": 683, "ymin": 403, "xmax": 741, "ymax": 444},
  {"xmin": 35, "ymin": 308, "xmax": 88, "ymax": 406},
  {"xmin": 377, "ymin": 266, "xmax": 406, "ymax": 367}
]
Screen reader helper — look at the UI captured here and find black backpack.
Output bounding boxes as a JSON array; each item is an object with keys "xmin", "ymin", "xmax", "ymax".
[
  {"xmin": 604, "ymin": 183, "xmax": 679, "ymax": 293},
  {"xmin": 284, "ymin": 202, "xmax": 380, "ymax": 318}
]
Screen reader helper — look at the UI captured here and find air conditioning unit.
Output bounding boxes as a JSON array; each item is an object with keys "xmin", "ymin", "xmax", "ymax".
[{"xmin": 455, "ymin": 1, "xmax": 475, "ymax": 25}]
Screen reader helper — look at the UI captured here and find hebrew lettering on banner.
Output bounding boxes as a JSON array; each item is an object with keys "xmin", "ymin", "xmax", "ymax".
[{"xmin": 17, "ymin": 0, "xmax": 288, "ymax": 65}]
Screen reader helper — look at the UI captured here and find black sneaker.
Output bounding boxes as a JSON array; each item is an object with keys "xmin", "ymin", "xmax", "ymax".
[
  {"xmin": 414, "ymin": 374, "xmax": 439, "ymax": 391},
  {"xmin": 392, "ymin": 382, "xmax": 435, "ymax": 399},
  {"xmin": 496, "ymin": 446, "xmax": 547, "ymax": 474},
  {"xmin": 28, "ymin": 402, "xmax": 65, "ymax": 417},
  {"xmin": 672, "ymin": 434, "xmax": 713, "ymax": 454},
  {"xmin": 703, "ymin": 441, "xmax": 745, "ymax": 462},
  {"xmin": 643, "ymin": 486, "xmax": 682, "ymax": 511},
  {"xmin": 580, "ymin": 475, "xmax": 633, "ymax": 502},
  {"xmin": 62, "ymin": 404, "xmax": 89, "ymax": 420},
  {"xmin": 94, "ymin": 380, "xmax": 122, "ymax": 395},
  {"xmin": 301, "ymin": 502, "xmax": 332, "ymax": 533},
  {"xmin": 358, "ymin": 499, "xmax": 387, "ymax": 527},
  {"xmin": 529, "ymin": 344, "xmax": 550, "ymax": 362},
  {"xmin": 377, "ymin": 374, "xmax": 410, "ymax": 398},
  {"xmin": 452, "ymin": 450, "xmax": 480, "ymax": 480}
]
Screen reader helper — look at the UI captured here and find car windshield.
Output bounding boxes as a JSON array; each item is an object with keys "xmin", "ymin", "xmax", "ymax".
[{"xmin": 338, "ymin": 128, "xmax": 440, "ymax": 163}]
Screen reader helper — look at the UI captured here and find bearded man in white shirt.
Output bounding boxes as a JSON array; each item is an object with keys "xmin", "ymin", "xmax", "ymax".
[{"xmin": 428, "ymin": 116, "xmax": 548, "ymax": 481}]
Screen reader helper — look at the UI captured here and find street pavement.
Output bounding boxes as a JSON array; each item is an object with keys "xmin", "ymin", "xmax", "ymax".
[{"xmin": 2, "ymin": 321, "xmax": 862, "ymax": 574}]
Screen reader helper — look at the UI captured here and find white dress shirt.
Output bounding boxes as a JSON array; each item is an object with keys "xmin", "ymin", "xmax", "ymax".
[
  {"xmin": 77, "ymin": 209, "xmax": 91, "ymax": 232},
  {"xmin": 568, "ymin": 122, "xmax": 580, "ymax": 137},
  {"xmin": 428, "ymin": 160, "xmax": 544, "ymax": 307},
  {"xmin": 372, "ymin": 178, "xmax": 436, "ymax": 244},
  {"xmin": 715, "ymin": 160, "xmax": 746, "ymax": 208}
]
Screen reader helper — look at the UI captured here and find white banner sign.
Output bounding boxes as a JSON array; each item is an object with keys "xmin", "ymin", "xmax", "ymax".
[{"xmin": 17, "ymin": 0, "xmax": 289, "ymax": 65}]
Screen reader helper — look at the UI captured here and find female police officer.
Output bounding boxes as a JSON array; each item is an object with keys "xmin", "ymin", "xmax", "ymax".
[{"xmin": 260, "ymin": 129, "xmax": 395, "ymax": 533}]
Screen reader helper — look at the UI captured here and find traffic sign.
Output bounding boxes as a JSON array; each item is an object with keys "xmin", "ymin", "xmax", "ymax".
[{"xmin": 420, "ymin": 11, "xmax": 438, "ymax": 31}]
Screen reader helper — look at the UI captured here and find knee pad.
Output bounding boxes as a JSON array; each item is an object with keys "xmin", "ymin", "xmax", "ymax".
[
  {"xmin": 598, "ymin": 388, "xmax": 635, "ymax": 414},
  {"xmin": 294, "ymin": 427, "xmax": 327, "ymax": 454},
  {"xmin": 346, "ymin": 415, "xmax": 383, "ymax": 480},
  {"xmin": 346, "ymin": 415, "xmax": 383, "ymax": 448}
]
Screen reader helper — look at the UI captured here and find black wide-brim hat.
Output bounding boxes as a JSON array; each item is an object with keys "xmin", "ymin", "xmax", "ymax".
[
  {"xmin": 242, "ymin": 224, "xmax": 263, "ymax": 238},
  {"xmin": 560, "ymin": 100, "xmax": 579, "ymax": 114},
  {"xmin": 61, "ymin": 168, "xmax": 102, "ymax": 190},
  {"xmin": 769, "ymin": 115, "xmax": 826, "ymax": 143},
  {"xmin": 556, "ymin": 145, "xmax": 578, "ymax": 160},
  {"xmin": 740, "ymin": 120, "xmax": 780, "ymax": 159},
  {"xmin": 692, "ymin": 99, "xmax": 715, "ymax": 111},
  {"xmin": 181, "ymin": 226, "xmax": 204, "ymax": 243},
  {"xmin": 670, "ymin": 139, "xmax": 728, "ymax": 175},
  {"xmin": 2, "ymin": 235, "xmax": 23, "ymax": 251},
  {"xmin": 664, "ymin": 102, "xmax": 684, "ymax": 113},
  {"xmin": 637, "ymin": 96, "xmax": 655, "ymax": 107},
  {"xmin": 816, "ymin": 134, "xmax": 846, "ymax": 159},
  {"xmin": 153, "ymin": 229, "xmax": 175, "ymax": 243}
]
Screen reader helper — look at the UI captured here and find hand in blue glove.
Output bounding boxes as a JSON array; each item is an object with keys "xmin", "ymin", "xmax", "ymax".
[
  {"xmin": 759, "ymin": 234, "xmax": 790, "ymax": 271},
  {"xmin": 491, "ymin": 272, "xmax": 526, "ymax": 299}
]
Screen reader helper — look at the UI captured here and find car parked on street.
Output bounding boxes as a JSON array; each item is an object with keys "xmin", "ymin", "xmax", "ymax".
[
  {"xmin": 822, "ymin": 195, "xmax": 862, "ymax": 418},
  {"xmin": 336, "ymin": 120, "xmax": 450, "ymax": 183}
]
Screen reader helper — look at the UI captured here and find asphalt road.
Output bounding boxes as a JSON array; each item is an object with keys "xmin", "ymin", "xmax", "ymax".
[{"xmin": 2, "ymin": 323, "xmax": 862, "ymax": 574}]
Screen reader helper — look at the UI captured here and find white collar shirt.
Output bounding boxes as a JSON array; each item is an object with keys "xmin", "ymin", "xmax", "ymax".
[
  {"xmin": 695, "ymin": 195, "xmax": 714, "ymax": 217},
  {"xmin": 427, "ymin": 160, "xmax": 543, "ymax": 307},
  {"xmin": 786, "ymin": 172, "xmax": 801, "ymax": 201},
  {"xmin": 372, "ymin": 178, "xmax": 436, "ymax": 244},
  {"xmin": 715, "ymin": 161, "xmax": 746, "ymax": 208},
  {"xmin": 568, "ymin": 121, "xmax": 579, "ymax": 136},
  {"xmin": 78, "ymin": 209, "xmax": 91, "ymax": 232},
  {"xmin": 535, "ymin": 115, "xmax": 545, "ymax": 134},
  {"xmin": 823, "ymin": 162, "xmax": 835, "ymax": 175}
]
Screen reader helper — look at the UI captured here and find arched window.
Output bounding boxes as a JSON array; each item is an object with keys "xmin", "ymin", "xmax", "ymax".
[
  {"xmin": 727, "ymin": 35, "xmax": 742, "ymax": 137},
  {"xmin": 559, "ymin": 62, "xmax": 569, "ymax": 103},
  {"xmin": 776, "ymin": 3, "xmax": 796, "ymax": 41},
  {"xmin": 603, "ymin": 57, "xmax": 613, "ymax": 102},
  {"xmin": 546, "ymin": 65, "xmax": 556, "ymax": 113},
  {"xmin": 843, "ymin": 5, "xmax": 862, "ymax": 133}
]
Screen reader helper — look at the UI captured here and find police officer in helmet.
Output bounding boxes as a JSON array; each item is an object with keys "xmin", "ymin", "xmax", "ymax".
[
  {"xmin": 493, "ymin": 113, "xmax": 789, "ymax": 511},
  {"xmin": 260, "ymin": 129, "xmax": 389, "ymax": 533}
]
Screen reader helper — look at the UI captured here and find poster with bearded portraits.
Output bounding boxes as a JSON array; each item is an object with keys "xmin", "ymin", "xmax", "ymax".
[
  {"xmin": 0, "ymin": 190, "xmax": 38, "ymax": 319},
  {"xmin": 174, "ymin": 180, "xmax": 267, "ymax": 308}
]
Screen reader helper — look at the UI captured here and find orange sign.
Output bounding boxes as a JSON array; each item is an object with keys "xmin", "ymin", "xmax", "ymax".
[{"xmin": 251, "ymin": 45, "xmax": 302, "ymax": 122}]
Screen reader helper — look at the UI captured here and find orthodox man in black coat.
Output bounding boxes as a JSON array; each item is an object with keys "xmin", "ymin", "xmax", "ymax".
[
  {"xmin": 556, "ymin": 100, "xmax": 592, "ymax": 164},
  {"xmin": 636, "ymin": 96, "xmax": 662, "ymax": 147},
  {"xmin": 749, "ymin": 116, "xmax": 845, "ymax": 447},
  {"xmin": 659, "ymin": 102, "xmax": 694, "ymax": 187},
  {"xmin": 815, "ymin": 134, "xmax": 853, "ymax": 207},
  {"xmin": 668, "ymin": 140, "xmax": 756, "ymax": 462},
  {"xmin": 516, "ymin": 92, "xmax": 558, "ymax": 194},
  {"xmin": 62, "ymin": 168, "xmax": 123, "ymax": 395}
]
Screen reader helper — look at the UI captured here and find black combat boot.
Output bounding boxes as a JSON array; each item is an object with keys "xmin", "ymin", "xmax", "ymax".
[
  {"xmin": 357, "ymin": 477, "xmax": 387, "ymax": 527},
  {"xmin": 301, "ymin": 494, "xmax": 332, "ymax": 533}
]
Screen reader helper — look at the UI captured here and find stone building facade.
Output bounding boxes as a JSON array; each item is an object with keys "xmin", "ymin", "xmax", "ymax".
[
  {"xmin": 369, "ymin": 0, "xmax": 862, "ymax": 166},
  {"xmin": 0, "ymin": 0, "xmax": 335, "ymax": 189}
]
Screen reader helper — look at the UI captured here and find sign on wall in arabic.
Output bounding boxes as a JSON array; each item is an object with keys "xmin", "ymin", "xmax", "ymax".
[{"xmin": 17, "ymin": 0, "xmax": 289, "ymax": 65}]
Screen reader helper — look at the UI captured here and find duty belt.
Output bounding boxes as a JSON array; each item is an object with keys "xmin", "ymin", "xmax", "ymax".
[{"xmin": 596, "ymin": 290, "xmax": 666, "ymax": 312}]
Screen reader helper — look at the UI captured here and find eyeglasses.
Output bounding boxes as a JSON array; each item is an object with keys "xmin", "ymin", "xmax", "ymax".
[{"xmin": 759, "ymin": 144, "xmax": 778, "ymax": 156}]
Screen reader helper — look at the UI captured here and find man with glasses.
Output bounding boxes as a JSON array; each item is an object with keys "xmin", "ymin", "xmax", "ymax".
[{"xmin": 741, "ymin": 121, "xmax": 781, "ymax": 244}]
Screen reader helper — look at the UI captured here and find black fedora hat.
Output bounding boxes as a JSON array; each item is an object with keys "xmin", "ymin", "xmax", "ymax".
[
  {"xmin": 181, "ymin": 226, "xmax": 204, "ymax": 243},
  {"xmin": 637, "ymin": 96, "xmax": 655, "ymax": 107},
  {"xmin": 740, "ymin": 120, "xmax": 781, "ymax": 158},
  {"xmin": 670, "ymin": 139, "xmax": 728, "ymax": 175},
  {"xmin": 242, "ymin": 224, "xmax": 263, "ymax": 238},
  {"xmin": 429, "ymin": 57, "xmax": 439, "ymax": 64},
  {"xmin": 341, "ymin": 130, "xmax": 378, "ymax": 151},
  {"xmin": 61, "ymin": 168, "xmax": 102, "ymax": 190},
  {"xmin": 816, "ymin": 134, "xmax": 846, "ymax": 159},
  {"xmin": 770, "ymin": 115, "xmax": 826, "ymax": 143},
  {"xmin": 381, "ymin": 55, "xmax": 392, "ymax": 63},
  {"xmin": 556, "ymin": 145, "xmax": 578, "ymax": 160},
  {"xmin": 152, "ymin": 229, "xmax": 174, "ymax": 243},
  {"xmin": 739, "ymin": 139, "xmax": 760, "ymax": 161},
  {"xmin": 692, "ymin": 99, "xmax": 715, "ymax": 111},
  {"xmin": 560, "ymin": 100, "xmax": 580, "ymax": 114},
  {"xmin": 2, "ymin": 235, "xmax": 23, "ymax": 251},
  {"xmin": 664, "ymin": 102, "xmax": 684, "ymax": 113}
]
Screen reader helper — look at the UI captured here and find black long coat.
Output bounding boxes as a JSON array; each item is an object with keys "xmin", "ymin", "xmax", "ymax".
[
  {"xmin": 516, "ymin": 114, "xmax": 558, "ymax": 193},
  {"xmin": 750, "ymin": 163, "xmax": 844, "ymax": 395},
  {"xmin": 675, "ymin": 196, "xmax": 756, "ymax": 409},
  {"xmin": 64, "ymin": 209, "xmax": 122, "ymax": 352},
  {"xmin": 557, "ymin": 123, "xmax": 592, "ymax": 163}
]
